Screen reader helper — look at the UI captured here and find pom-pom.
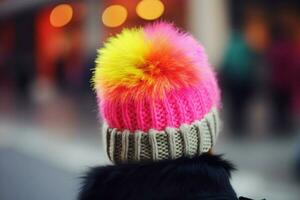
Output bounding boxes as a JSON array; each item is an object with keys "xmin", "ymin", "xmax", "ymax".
[{"xmin": 93, "ymin": 22, "xmax": 207, "ymax": 100}]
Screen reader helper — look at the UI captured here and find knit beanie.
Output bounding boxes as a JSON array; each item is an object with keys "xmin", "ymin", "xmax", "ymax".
[{"xmin": 93, "ymin": 22, "xmax": 221, "ymax": 164}]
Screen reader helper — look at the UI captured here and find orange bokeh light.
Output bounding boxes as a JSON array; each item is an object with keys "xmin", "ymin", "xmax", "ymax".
[
  {"xmin": 136, "ymin": 0, "xmax": 164, "ymax": 20},
  {"xmin": 102, "ymin": 5, "xmax": 128, "ymax": 28},
  {"xmin": 50, "ymin": 4, "xmax": 73, "ymax": 28}
]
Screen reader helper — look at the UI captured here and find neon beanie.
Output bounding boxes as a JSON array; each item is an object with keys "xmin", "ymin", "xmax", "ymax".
[{"xmin": 93, "ymin": 22, "xmax": 221, "ymax": 163}]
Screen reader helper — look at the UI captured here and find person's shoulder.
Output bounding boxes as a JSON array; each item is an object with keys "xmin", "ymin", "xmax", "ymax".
[{"xmin": 78, "ymin": 154, "xmax": 237, "ymax": 200}]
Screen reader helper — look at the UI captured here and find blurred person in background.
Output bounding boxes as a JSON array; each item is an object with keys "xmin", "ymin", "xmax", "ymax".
[
  {"xmin": 221, "ymin": 5, "xmax": 269, "ymax": 136},
  {"xmin": 0, "ymin": 23, "xmax": 14, "ymax": 92},
  {"xmin": 266, "ymin": 4, "xmax": 300, "ymax": 134},
  {"xmin": 292, "ymin": 5, "xmax": 300, "ymax": 180},
  {"xmin": 290, "ymin": 8, "xmax": 300, "ymax": 128}
]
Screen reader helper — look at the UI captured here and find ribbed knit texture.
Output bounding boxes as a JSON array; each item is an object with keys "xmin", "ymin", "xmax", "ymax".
[
  {"xmin": 105, "ymin": 108, "xmax": 220, "ymax": 163},
  {"xmin": 101, "ymin": 77, "xmax": 219, "ymax": 132}
]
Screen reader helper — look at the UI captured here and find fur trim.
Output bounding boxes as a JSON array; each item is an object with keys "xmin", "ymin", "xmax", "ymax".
[
  {"xmin": 78, "ymin": 154, "xmax": 237, "ymax": 200},
  {"xmin": 92, "ymin": 22, "xmax": 210, "ymax": 101}
]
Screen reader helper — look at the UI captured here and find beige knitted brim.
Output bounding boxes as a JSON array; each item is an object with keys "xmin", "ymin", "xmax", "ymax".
[{"xmin": 103, "ymin": 108, "xmax": 220, "ymax": 164}]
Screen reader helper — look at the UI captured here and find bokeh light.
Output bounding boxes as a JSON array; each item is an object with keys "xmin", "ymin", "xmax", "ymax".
[
  {"xmin": 136, "ymin": 0, "xmax": 164, "ymax": 20},
  {"xmin": 102, "ymin": 5, "xmax": 128, "ymax": 28},
  {"xmin": 50, "ymin": 4, "xmax": 73, "ymax": 28}
]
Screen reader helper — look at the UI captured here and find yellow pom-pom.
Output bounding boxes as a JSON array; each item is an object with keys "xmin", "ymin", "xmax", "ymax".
[
  {"xmin": 93, "ymin": 28, "xmax": 150, "ymax": 95},
  {"xmin": 93, "ymin": 23, "xmax": 203, "ymax": 100}
]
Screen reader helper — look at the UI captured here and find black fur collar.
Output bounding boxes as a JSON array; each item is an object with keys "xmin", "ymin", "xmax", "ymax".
[{"xmin": 78, "ymin": 154, "xmax": 238, "ymax": 200}]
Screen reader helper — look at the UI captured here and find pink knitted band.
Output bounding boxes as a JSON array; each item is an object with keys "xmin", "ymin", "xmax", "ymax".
[{"xmin": 101, "ymin": 78, "xmax": 219, "ymax": 132}]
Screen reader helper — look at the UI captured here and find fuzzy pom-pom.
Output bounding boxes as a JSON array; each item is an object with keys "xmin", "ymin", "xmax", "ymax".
[{"xmin": 93, "ymin": 22, "xmax": 207, "ymax": 100}]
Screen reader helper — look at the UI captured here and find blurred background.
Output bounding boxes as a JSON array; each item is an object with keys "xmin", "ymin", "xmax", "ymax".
[{"xmin": 0, "ymin": 0, "xmax": 300, "ymax": 199}]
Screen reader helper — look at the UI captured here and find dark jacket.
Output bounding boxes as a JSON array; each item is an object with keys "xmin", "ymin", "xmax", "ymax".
[{"xmin": 78, "ymin": 154, "xmax": 255, "ymax": 200}]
